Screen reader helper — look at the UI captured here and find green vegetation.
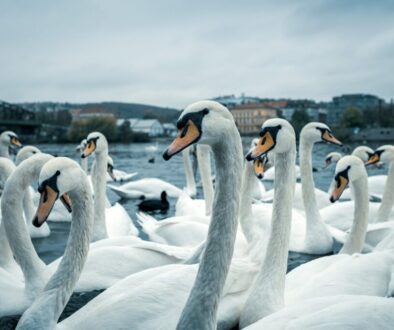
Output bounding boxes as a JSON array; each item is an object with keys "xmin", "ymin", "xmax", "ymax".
[
  {"xmin": 291, "ymin": 109, "xmax": 311, "ymax": 135},
  {"xmin": 67, "ymin": 116, "xmax": 150, "ymax": 143},
  {"xmin": 341, "ymin": 107, "xmax": 364, "ymax": 128}
]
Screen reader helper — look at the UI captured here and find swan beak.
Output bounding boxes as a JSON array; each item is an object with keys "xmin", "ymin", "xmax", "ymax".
[
  {"xmin": 322, "ymin": 131, "xmax": 342, "ymax": 146},
  {"xmin": 33, "ymin": 186, "xmax": 59, "ymax": 227},
  {"xmin": 365, "ymin": 153, "xmax": 380, "ymax": 166},
  {"xmin": 60, "ymin": 193, "xmax": 72, "ymax": 213},
  {"xmin": 246, "ymin": 132, "xmax": 274, "ymax": 161},
  {"xmin": 107, "ymin": 164, "xmax": 117, "ymax": 181},
  {"xmin": 163, "ymin": 120, "xmax": 200, "ymax": 160},
  {"xmin": 254, "ymin": 158, "xmax": 265, "ymax": 179},
  {"xmin": 329, "ymin": 175, "xmax": 349, "ymax": 203},
  {"xmin": 11, "ymin": 136, "xmax": 22, "ymax": 148},
  {"xmin": 82, "ymin": 141, "xmax": 96, "ymax": 158}
]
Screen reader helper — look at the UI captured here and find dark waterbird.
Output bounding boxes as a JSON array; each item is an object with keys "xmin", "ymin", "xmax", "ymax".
[{"xmin": 137, "ymin": 191, "xmax": 169, "ymax": 212}]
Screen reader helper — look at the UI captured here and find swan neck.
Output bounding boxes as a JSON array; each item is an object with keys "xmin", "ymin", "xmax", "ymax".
[
  {"xmin": 177, "ymin": 125, "xmax": 243, "ymax": 330},
  {"xmin": 1, "ymin": 155, "xmax": 50, "ymax": 296},
  {"xmin": 0, "ymin": 143, "xmax": 10, "ymax": 158},
  {"xmin": 17, "ymin": 175, "xmax": 93, "ymax": 330},
  {"xmin": 197, "ymin": 144, "xmax": 214, "ymax": 216},
  {"xmin": 340, "ymin": 175, "xmax": 369, "ymax": 254},
  {"xmin": 183, "ymin": 148, "xmax": 197, "ymax": 197},
  {"xmin": 240, "ymin": 146, "xmax": 296, "ymax": 327},
  {"xmin": 92, "ymin": 151, "xmax": 108, "ymax": 241},
  {"xmin": 376, "ymin": 163, "xmax": 394, "ymax": 223},
  {"xmin": 239, "ymin": 161, "xmax": 256, "ymax": 242},
  {"xmin": 80, "ymin": 156, "xmax": 88, "ymax": 173}
]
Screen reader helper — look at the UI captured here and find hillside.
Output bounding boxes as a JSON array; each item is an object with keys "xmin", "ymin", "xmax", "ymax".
[{"xmin": 19, "ymin": 101, "xmax": 180, "ymax": 123}]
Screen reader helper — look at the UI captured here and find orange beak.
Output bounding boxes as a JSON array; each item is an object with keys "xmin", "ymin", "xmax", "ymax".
[
  {"xmin": 322, "ymin": 131, "xmax": 342, "ymax": 146},
  {"xmin": 329, "ymin": 175, "xmax": 349, "ymax": 203},
  {"xmin": 33, "ymin": 186, "xmax": 59, "ymax": 227},
  {"xmin": 246, "ymin": 132, "xmax": 275, "ymax": 161}
]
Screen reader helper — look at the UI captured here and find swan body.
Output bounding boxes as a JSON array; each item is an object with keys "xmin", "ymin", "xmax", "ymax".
[
  {"xmin": 109, "ymin": 178, "xmax": 183, "ymax": 199},
  {"xmin": 245, "ymin": 295, "xmax": 394, "ymax": 330}
]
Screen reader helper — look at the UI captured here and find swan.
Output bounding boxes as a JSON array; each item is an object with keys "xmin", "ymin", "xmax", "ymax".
[
  {"xmin": 0, "ymin": 152, "xmax": 51, "ymax": 239},
  {"xmin": 16, "ymin": 156, "xmax": 94, "ymax": 330},
  {"xmin": 0, "ymin": 153, "xmax": 196, "ymax": 317},
  {"xmin": 182, "ymin": 146, "xmax": 197, "ymax": 197},
  {"xmin": 322, "ymin": 145, "xmax": 394, "ymax": 231},
  {"xmin": 109, "ymin": 177, "xmax": 183, "ymax": 199},
  {"xmin": 81, "ymin": 131, "xmax": 138, "ymax": 240},
  {"xmin": 324, "ymin": 145, "xmax": 387, "ymax": 200},
  {"xmin": 175, "ymin": 144, "xmax": 214, "ymax": 217},
  {"xmin": 240, "ymin": 144, "xmax": 394, "ymax": 328},
  {"xmin": 0, "ymin": 130, "xmax": 22, "ymax": 158},
  {"xmin": 261, "ymin": 122, "xmax": 342, "ymax": 213},
  {"xmin": 54, "ymin": 100, "xmax": 247, "ymax": 329}
]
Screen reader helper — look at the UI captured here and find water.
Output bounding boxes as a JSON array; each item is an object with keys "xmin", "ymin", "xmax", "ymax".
[{"xmin": 1, "ymin": 139, "xmax": 388, "ymax": 328}]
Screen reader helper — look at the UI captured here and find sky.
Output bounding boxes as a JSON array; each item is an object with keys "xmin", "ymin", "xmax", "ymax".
[{"xmin": 1, "ymin": 0, "xmax": 393, "ymax": 108}]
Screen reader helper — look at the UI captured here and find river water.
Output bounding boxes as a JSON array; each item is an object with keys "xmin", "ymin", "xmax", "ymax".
[{"xmin": 1, "ymin": 139, "xmax": 388, "ymax": 328}]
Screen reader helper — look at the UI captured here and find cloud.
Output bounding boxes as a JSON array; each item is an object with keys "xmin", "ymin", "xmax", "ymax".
[{"xmin": 0, "ymin": 0, "xmax": 393, "ymax": 107}]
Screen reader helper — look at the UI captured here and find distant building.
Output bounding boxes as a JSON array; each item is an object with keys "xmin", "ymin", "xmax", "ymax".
[
  {"xmin": 230, "ymin": 103, "xmax": 278, "ymax": 134},
  {"xmin": 327, "ymin": 94, "xmax": 384, "ymax": 127},
  {"xmin": 0, "ymin": 101, "xmax": 41, "ymax": 139},
  {"xmin": 280, "ymin": 107, "xmax": 327, "ymax": 122},
  {"xmin": 162, "ymin": 123, "xmax": 177, "ymax": 137},
  {"xmin": 117, "ymin": 119, "xmax": 164, "ymax": 137},
  {"xmin": 212, "ymin": 94, "xmax": 261, "ymax": 108}
]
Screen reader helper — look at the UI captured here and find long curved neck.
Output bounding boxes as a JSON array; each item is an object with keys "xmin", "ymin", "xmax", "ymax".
[
  {"xmin": 0, "ymin": 143, "xmax": 10, "ymax": 158},
  {"xmin": 240, "ymin": 145, "xmax": 296, "ymax": 328},
  {"xmin": 376, "ymin": 162, "xmax": 394, "ymax": 223},
  {"xmin": 23, "ymin": 187, "xmax": 36, "ymax": 225},
  {"xmin": 17, "ymin": 175, "xmax": 93, "ymax": 330},
  {"xmin": 0, "ymin": 159, "xmax": 16, "ymax": 270},
  {"xmin": 1, "ymin": 155, "xmax": 52, "ymax": 297},
  {"xmin": 176, "ymin": 125, "xmax": 243, "ymax": 330},
  {"xmin": 80, "ymin": 156, "xmax": 88, "ymax": 173},
  {"xmin": 239, "ymin": 161, "xmax": 257, "ymax": 242},
  {"xmin": 91, "ymin": 151, "xmax": 108, "ymax": 241},
  {"xmin": 197, "ymin": 144, "xmax": 214, "ymax": 216},
  {"xmin": 340, "ymin": 175, "xmax": 369, "ymax": 254},
  {"xmin": 183, "ymin": 148, "xmax": 197, "ymax": 197}
]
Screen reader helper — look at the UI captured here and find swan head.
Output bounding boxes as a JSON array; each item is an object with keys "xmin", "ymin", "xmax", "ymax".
[
  {"xmin": 329, "ymin": 155, "xmax": 366, "ymax": 202},
  {"xmin": 163, "ymin": 100, "xmax": 234, "ymax": 160},
  {"xmin": 249, "ymin": 138, "xmax": 269, "ymax": 179},
  {"xmin": 81, "ymin": 132, "xmax": 108, "ymax": 158},
  {"xmin": 245, "ymin": 118, "xmax": 295, "ymax": 160},
  {"xmin": 33, "ymin": 157, "xmax": 82, "ymax": 227},
  {"xmin": 0, "ymin": 130, "xmax": 22, "ymax": 148},
  {"xmin": 324, "ymin": 151, "xmax": 343, "ymax": 168},
  {"xmin": 107, "ymin": 155, "xmax": 117, "ymax": 181},
  {"xmin": 76, "ymin": 138, "xmax": 87, "ymax": 152},
  {"xmin": 351, "ymin": 146, "xmax": 374, "ymax": 163},
  {"xmin": 15, "ymin": 146, "xmax": 41, "ymax": 165},
  {"xmin": 300, "ymin": 122, "xmax": 342, "ymax": 146},
  {"xmin": 366, "ymin": 145, "xmax": 394, "ymax": 166}
]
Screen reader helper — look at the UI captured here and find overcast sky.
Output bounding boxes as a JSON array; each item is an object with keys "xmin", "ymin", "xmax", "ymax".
[{"xmin": 1, "ymin": 0, "xmax": 393, "ymax": 108}]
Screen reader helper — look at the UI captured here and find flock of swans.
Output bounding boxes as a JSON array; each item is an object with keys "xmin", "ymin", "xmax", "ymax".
[{"xmin": 0, "ymin": 100, "xmax": 394, "ymax": 329}]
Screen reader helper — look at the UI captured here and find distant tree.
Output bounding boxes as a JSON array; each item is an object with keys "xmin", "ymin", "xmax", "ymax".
[
  {"xmin": 68, "ymin": 116, "xmax": 117, "ymax": 142},
  {"xmin": 342, "ymin": 107, "xmax": 364, "ymax": 128},
  {"xmin": 291, "ymin": 109, "xmax": 310, "ymax": 135},
  {"xmin": 117, "ymin": 120, "xmax": 133, "ymax": 142},
  {"xmin": 143, "ymin": 111, "xmax": 156, "ymax": 119}
]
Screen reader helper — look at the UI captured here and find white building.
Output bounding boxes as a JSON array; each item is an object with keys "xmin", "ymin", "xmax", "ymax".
[
  {"xmin": 117, "ymin": 118, "xmax": 164, "ymax": 137},
  {"xmin": 163, "ymin": 123, "xmax": 177, "ymax": 137}
]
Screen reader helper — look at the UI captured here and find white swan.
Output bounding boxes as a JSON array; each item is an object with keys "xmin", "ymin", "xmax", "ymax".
[
  {"xmin": 182, "ymin": 146, "xmax": 197, "ymax": 197},
  {"xmin": 54, "ymin": 100, "xmax": 247, "ymax": 329},
  {"xmin": 16, "ymin": 157, "xmax": 94, "ymax": 330},
  {"xmin": 0, "ymin": 154, "xmax": 196, "ymax": 318},
  {"xmin": 175, "ymin": 144, "xmax": 214, "ymax": 216},
  {"xmin": 0, "ymin": 130, "xmax": 22, "ymax": 158},
  {"xmin": 81, "ymin": 131, "xmax": 138, "ymax": 240},
  {"xmin": 322, "ymin": 145, "xmax": 394, "ymax": 232},
  {"xmin": 324, "ymin": 145, "xmax": 387, "ymax": 200},
  {"xmin": 240, "ymin": 147, "xmax": 394, "ymax": 328}
]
